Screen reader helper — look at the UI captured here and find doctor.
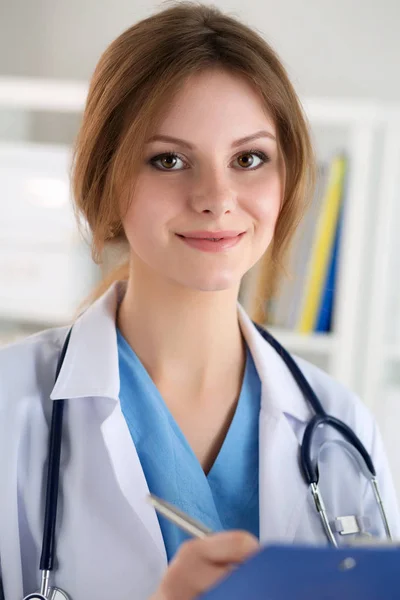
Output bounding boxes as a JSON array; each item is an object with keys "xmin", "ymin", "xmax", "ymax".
[{"xmin": 1, "ymin": 3, "xmax": 399, "ymax": 599}]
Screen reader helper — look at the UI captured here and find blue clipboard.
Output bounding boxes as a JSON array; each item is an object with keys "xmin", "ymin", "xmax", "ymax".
[{"xmin": 199, "ymin": 544, "xmax": 400, "ymax": 599}]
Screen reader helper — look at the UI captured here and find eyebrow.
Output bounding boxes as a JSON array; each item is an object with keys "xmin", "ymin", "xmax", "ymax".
[{"xmin": 145, "ymin": 130, "xmax": 276, "ymax": 149}]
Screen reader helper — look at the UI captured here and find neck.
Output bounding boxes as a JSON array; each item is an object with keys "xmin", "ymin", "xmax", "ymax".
[{"xmin": 116, "ymin": 266, "xmax": 245, "ymax": 395}]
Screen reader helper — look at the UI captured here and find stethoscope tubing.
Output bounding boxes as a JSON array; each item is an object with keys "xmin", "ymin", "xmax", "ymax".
[
  {"xmin": 253, "ymin": 323, "xmax": 327, "ymax": 417},
  {"xmin": 40, "ymin": 327, "xmax": 73, "ymax": 572},
  {"xmin": 301, "ymin": 414, "xmax": 376, "ymax": 483},
  {"xmin": 253, "ymin": 323, "xmax": 377, "ymax": 483}
]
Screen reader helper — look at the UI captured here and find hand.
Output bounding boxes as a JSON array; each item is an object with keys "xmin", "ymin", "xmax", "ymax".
[{"xmin": 150, "ymin": 530, "xmax": 259, "ymax": 600}]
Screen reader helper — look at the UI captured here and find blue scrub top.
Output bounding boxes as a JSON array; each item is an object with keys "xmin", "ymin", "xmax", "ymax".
[{"xmin": 117, "ymin": 328, "xmax": 261, "ymax": 562}]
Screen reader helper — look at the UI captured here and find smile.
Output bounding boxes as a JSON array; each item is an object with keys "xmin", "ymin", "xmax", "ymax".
[{"xmin": 176, "ymin": 231, "xmax": 245, "ymax": 253}]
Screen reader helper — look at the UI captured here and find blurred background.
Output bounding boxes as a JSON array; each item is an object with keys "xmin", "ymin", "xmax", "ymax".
[{"xmin": 0, "ymin": 0, "xmax": 400, "ymax": 491}]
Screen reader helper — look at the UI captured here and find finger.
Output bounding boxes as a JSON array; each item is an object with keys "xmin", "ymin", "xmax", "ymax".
[
  {"xmin": 187, "ymin": 530, "xmax": 259, "ymax": 565},
  {"xmin": 162, "ymin": 553, "xmax": 231, "ymax": 600}
]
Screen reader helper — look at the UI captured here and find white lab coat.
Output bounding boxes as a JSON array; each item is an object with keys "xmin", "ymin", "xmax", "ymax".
[{"xmin": 0, "ymin": 280, "xmax": 399, "ymax": 600}]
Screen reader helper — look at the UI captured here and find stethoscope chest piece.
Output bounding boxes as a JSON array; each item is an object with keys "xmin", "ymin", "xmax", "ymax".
[{"xmin": 23, "ymin": 588, "xmax": 70, "ymax": 600}]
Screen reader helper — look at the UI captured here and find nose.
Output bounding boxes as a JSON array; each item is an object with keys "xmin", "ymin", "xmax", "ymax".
[{"xmin": 189, "ymin": 168, "xmax": 237, "ymax": 217}]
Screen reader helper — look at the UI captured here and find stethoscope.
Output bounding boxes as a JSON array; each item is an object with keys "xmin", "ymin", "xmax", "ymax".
[
  {"xmin": 19, "ymin": 321, "xmax": 392, "ymax": 599},
  {"xmin": 22, "ymin": 326, "xmax": 73, "ymax": 600}
]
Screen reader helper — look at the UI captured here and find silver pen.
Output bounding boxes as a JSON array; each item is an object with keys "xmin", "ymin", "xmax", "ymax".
[{"xmin": 147, "ymin": 493, "xmax": 214, "ymax": 539}]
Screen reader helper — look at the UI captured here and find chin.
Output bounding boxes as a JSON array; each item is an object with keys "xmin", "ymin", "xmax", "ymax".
[{"xmin": 182, "ymin": 271, "xmax": 241, "ymax": 292}]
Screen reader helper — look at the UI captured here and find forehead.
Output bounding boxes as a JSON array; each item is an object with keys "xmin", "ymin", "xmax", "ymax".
[{"xmin": 152, "ymin": 68, "xmax": 276, "ymax": 141}]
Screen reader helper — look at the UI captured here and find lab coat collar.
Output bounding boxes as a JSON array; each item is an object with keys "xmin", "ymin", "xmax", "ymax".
[
  {"xmin": 50, "ymin": 279, "xmax": 311, "ymax": 421},
  {"xmin": 236, "ymin": 305, "xmax": 311, "ymax": 542},
  {"xmin": 50, "ymin": 280, "xmax": 123, "ymax": 401},
  {"xmin": 237, "ymin": 304, "xmax": 312, "ymax": 422}
]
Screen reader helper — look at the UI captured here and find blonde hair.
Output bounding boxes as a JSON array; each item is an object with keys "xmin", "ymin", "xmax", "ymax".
[{"xmin": 71, "ymin": 0, "xmax": 316, "ymax": 313}]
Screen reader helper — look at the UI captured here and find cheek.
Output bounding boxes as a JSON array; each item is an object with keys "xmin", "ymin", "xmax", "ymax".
[
  {"xmin": 123, "ymin": 177, "xmax": 177, "ymax": 240},
  {"xmin": 123, "ymin": 204, "xmax": 151, "ymax": 246},
  {"xmin": 248, "ymin": 173, "xmax": 282, "ymax": 228}
]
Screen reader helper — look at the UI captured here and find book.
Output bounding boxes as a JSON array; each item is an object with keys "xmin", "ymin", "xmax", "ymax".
[
  {"xmin": 315, "ymin": 202, "xmax": 344, "ymax": 332},
  {"xmin": 297, "ymin": 154, "xmax": 347, "ymax": 333},
  {"xmin": 264, "ymin": 161, "xmax": 328, "ymax": 329}
]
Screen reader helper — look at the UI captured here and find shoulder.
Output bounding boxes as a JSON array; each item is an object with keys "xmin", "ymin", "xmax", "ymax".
[
  {"xmin": 247, "ymin": 316, "xmax": 373, "ymax": 437},
  {"xmin": 0, "ymin": 326, "xmax": 69, "ymax": 408}
]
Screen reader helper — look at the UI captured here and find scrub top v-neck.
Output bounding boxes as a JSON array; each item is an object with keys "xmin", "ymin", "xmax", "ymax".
[{"xmin": 117, "ymin": 328, "xmax": 262, "ymax": 561}]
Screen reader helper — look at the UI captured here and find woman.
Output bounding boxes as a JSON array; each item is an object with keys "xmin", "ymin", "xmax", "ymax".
[{"xmin": 0, "ymin": 3, "xmax": 399, "ymax": 599}]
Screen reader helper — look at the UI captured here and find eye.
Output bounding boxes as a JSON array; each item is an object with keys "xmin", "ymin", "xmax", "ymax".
[
  {"xmin": 148, "ymin": 149, "xmax": 270, "ymax": 172},
  {"xmin": 149, "ymin": 152, "xmax": 187, "ymax": 171},
  {"xmin": 234, "ymin": 150, "xmax": 269, "ymax": 170}
]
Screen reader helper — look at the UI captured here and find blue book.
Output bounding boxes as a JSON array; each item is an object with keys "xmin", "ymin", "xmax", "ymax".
[
  {"xmin": 199, "ymin": 544, "xmax": 400, "ymax": 600},
  {"xmin": 315, "ymin": 205, "xmax": 343, "ymax": 332}
]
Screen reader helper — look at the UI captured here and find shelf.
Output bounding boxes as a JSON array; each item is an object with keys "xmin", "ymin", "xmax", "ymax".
[
  {"xmin": 0, "ymin": 77, "xmax": 87, "ymax": 112},
  {"xmin": 1, "ymin": 77, "xmax": 400, "ymax": 124},
  {"xmin": 0, "ymin": 324, "xmax": 43, "ymax": 348},
  {"xmin": 265, "ymin": 327, "xmax": 336, "ymax": 355},
  {"xmin": 0, "ymin": 324, "xmax": 337, "ymax": 354}
]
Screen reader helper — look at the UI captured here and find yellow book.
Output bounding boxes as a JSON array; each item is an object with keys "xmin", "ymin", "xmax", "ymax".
[{"xmin": 297, "ymin": 155, "xmax": 347, "ymax": 333}]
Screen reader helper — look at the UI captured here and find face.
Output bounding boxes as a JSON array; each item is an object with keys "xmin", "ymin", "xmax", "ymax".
[{"xmin": 122, "ymin": 68, "xmax": 284, "ymax": 293}]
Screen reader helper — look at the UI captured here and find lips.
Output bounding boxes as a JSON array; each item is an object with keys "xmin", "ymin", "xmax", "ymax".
[
  {"xmin": 177, "ymin": 230, "xmax": 244, "ymax": 240},
  {"xmin": 176, "ymin": 231, "xmax": 245, "ymax": 253}
]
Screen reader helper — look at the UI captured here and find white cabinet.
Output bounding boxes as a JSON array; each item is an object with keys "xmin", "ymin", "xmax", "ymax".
[
  {"xmin": 0, "ymin": 83, "xmax": 101, "ymax": 336},
  {"xmin": 361, "ymin": 113, "xmax": 400, "ymax": 411},
  {"xmin": 0, "ymin": 142, "xmax": 76, "ymax": 245},
  {"xmin": 0, "ymin": 246, "xmax": 97, "ymax": 324}
]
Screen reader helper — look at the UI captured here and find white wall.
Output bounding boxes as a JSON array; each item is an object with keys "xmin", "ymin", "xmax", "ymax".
[
  {"xmin": 1, "ymin": 0, "xmax": 400, "ymax": 100},
  {"xmin": 0, "ymin": 0, "xmax": 43, "ymax": 76}
]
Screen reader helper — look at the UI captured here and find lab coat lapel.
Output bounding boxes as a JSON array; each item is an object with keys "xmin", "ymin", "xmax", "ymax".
[
  {"xmin": 258, "ymin": 405, "xmax": 309, "ymax": 542},
  {"xmin": 51, "ymin": 280, "xmax": 167, "ymax": 568},
  {"xmin": 100, "ymin": 402, "xmax": 167, "ymax": 565},
  {"xmin": 237, "ymin": 306, "xmax": 312, "ymax": 543}
]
